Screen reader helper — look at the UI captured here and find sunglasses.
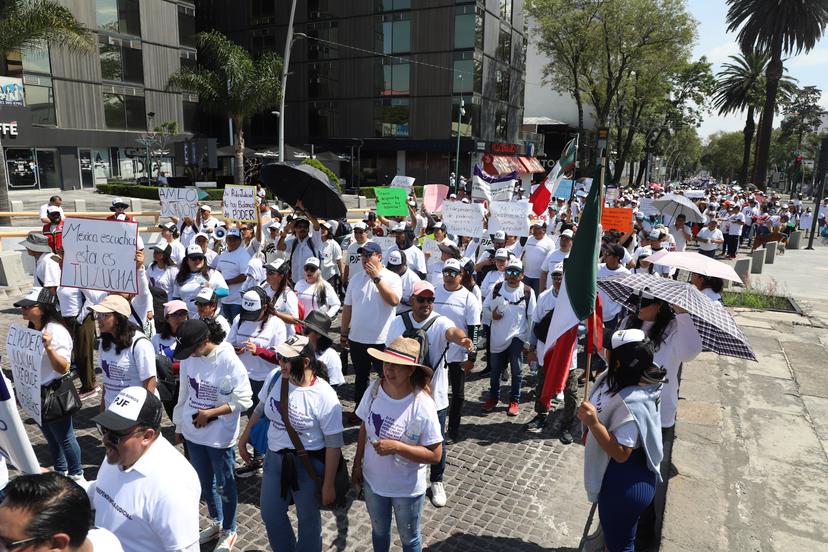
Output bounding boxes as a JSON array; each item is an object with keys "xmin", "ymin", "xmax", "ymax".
[
  {"xmin": 188, "ymin": 256, "xmax": 205, "ymax": 262},
  {"xmin": 0, "ymin": 536, "xmax": 41, "ymax": 551},
  {"xmin": 97, "ymin": 424, "xmax": 141, "ymax": 445},
  {"xmin": 552, "ymin": 274, "xmax": 563, "ymax": 280},
  {"xmin": 504, "ymin": 269, "xmax": 523, "ymax": 276},
  {"xmin": 414, "ymin": 296, "xmax": 435, "ymax": 304},
  {"xmin": 304, "ymin": 266, "xmax": 318, "ymax": 272},
  {"xmin": 442, "ymin": 269, "xmax": 460, "ymax": 278},
  {"xmin": 354, "ymin": 229, "xmax": 366, "ymax": 234}
]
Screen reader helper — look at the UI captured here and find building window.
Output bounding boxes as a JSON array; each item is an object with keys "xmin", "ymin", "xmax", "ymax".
[
  {"xmin": 251, "ymin": 0, "xmax": 276, "ymax": 25},
  {"xmin": 25, "ymin": 83, "xmax": 56, "ymax": 125},
  {"xmin": 178, "ymin": 5, "xmax": 196, "ymax": 48},
  {"xmin": 454, "ymin": 6, "xmax": 475, "ymax": 50},
  {"xmin": 379, "ymin": 0, "xmax": 411, "ymax": 11},
  {"xmin": 100, "ymin": 42, "xmax": 144, "ymax": 84},
  {"xmin": 183, "ymin": 100, "xmax": 198, "ymax": 132},
  {"xmin": 496, "ymin": 26, "xmax": 511, "ymax": 63},
  {"xmin": 499, "ymin": 0, "xmax": 512, "ymax": 23},
  {"xmin": 308, "ymin": 0, "xmax": 334, "ymax": 19},
  {"xmin": 452, "ymin": 97, "xmax": 478, "ymax": 138},
  {"xmin": 21, "ymin": 43, "xmax": 51, "ymax": 75},
  {"xmin": 251, "ymin": 28, "xmax": 277, "ymax": 52},
  {"xmin": 180, "ymin": 51, "xmax": 197, "ymax": 71},
  {"xmin": 453, "ymin": 52, "xmax": 481, "ymax": 94},
  {"xmin": 379, "ymin": 13, "xmax": 411, "ymax": 54},
  {"xmin": 103, "ymin": 92, "xmax": 146, "ymax": 130},
  {"xmin": 374, "ymin": 98, "xmax": 409, "ymax": 137},
  {"xmin": 309, "ymin": 62, "xmax": 338, "ymax": 99},
  {"xmin": 378, "ymin": 58, "xmax": 410, "ymax": 96},
  {"xmin": 307, "ymin": 21, "xmax": 339, "ymax": 60},
  {"xmin": 495, "ymin": 67, "xmax": 510, "ymax": 103},
  {"xmin": 96, "ymin": 0, "xmax": 141, "ymax": 36},
  {"xmin": 309, "ymin": 101, "xmax": 338, "ymax": 138},
  {"xmin": 495, "ymin": 108, "xmax": 508, "ymax": 140}
]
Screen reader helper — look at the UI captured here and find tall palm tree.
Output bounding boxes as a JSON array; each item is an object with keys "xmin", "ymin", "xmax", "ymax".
[
  {"xmin": 0, "ymin": 0, "xmax": 93, "ymax": 224},
  {"xmin": 167, "ymin": 31, "xmax": 282, "ymax": 185},
  {"xmin": 727, "ymin": 0, "xmax": 828, "ymax": 189}
]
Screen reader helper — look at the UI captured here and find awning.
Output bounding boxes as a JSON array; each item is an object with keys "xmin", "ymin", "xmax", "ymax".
[
  {"xmin": 518, "ymin": 156, "xmax": 545, "ymax": 173},
  {"xmin": 489, "ymin": 154, "xmax": 521, "ymax": 174},
  {"xmin": 484, "ymin": 154, "xmax": 545, "ymax": 176}
]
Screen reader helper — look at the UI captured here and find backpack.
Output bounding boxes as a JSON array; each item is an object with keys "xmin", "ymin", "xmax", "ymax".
[
  {"xmin": 133, "ymin": 337, "xmax": 176, "ymax": 403},
  {"xmin": 492, "ymin": 282, "xmax": 532, "ymax": 317},
  {"xmin": 401, "ymin": 312, "xmax": 448, "ymax": 370},
  {"xmin": 149, "ymin": 285, "xmax": 168, "ymax": 333},
  {"xmin": 533, "ymin": 308, "xmax": 554, "ymax": 342}
]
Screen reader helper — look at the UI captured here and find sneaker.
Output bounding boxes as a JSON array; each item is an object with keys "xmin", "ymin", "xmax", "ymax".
[
  {"xmin": 559, "ymin": 429, "xmax": 574, "ymax": 445},
  {"xmin": 199, "ymin": 521, "xmax": 220, "ymax": 544},
  {"xmin": 525, "ymin": 414, "xmax": 547, "ymax": 433},
  {"xmin": 214, "ymin": 530, "xmax": 237, "ymax": 552},
  {"xmin": 78, "ymin": 387, "xmax": 99, "ymax": 400},
  {"xmin": 507, "ymin": 401, "xmax": 519, "ymax": 417},
  {"xmin": 68, "ymin": 472, "xmax": 86, "ymax": 484},
  {"xmin": 235, "ymin": 460, "xmax": 263, "ymax": 479},
  {"xmin": 429, "ymin": 482, "xmax": 447, "ymax": 508},
  {"xmin": 482, "ymin": 397, "xmax": 497, "ymax": 412}
]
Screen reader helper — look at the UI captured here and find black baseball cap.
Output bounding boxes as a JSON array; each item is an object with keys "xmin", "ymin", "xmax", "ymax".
[{"xmin": 172, "ymin": 319, "xmax": 210, "ymax": 360}]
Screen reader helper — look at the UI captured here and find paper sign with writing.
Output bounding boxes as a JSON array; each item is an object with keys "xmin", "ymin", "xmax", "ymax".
[
  {"xmin": 61, "ymin": 217, "xmax": 139, "ymax": 293},
  {"xmin": 423, "ymin": 184, "xmax": 449, "ymax": 212},
  {"xmin": 638, "ymin": 198, "xmax": 660, "ymax": 215},
  {"xmin": 391, "ymin": 175, "xmax": 416, "ymax": 189},
  {"xmin": 223, "ymin": 185, "xmax": 257, "ymax": 222},
  {"xmin": 799, "ymin": 213, "xmax": 813, "ymax": 230},
  {"xmin": 553, "ymin": 179, "xmax": 574, "ymax": 199},
  {"xmin": 0, "ymin": 372, "xmax": 41, "ymax": 474},
  {"xmin": 605, "ymin": 184, "xmax": 619, "ymax": 204},
  {"xmin": 159, "ymin": 186, "xmax": 201, "ymax": 219},
  {"xmin": 375, "ymin": 187, "xmax": 409, "ymax": 217},
  {"xmin": 442, "ymin": 201, "xmax": 486, "ymax": 238},
  {"xmin": 601, "ymin": 207, "xmax": 634, "ymax": 233},
  {"xmin": 6, "ymin": 325, "xmax": 43, "ymax": 425},
  {"xmin": 473, "ymin": 178, "xmax": 514, "ymax": 202},
  {"xmin": 489, "ymin": 200, "xmax": 531, "ymax": 237}
]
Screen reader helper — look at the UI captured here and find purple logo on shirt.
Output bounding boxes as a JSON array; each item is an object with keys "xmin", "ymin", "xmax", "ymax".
[
  {"xmin": 101, "ymin": 359, "xmax": 111, "ymax": 378},
  {"xmin": 371, "ymin": 412, "xmax": 386, "ymax": 437},
  {"xmin": 269, "ymin": 397, "xmax": 281, "ymax": 414},
  {"xmin": 188, "ymin": 376, "xmax": 200, "ymax": 398}
]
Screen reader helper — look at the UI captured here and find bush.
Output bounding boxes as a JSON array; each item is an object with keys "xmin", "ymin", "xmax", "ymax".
[
  {"xmin": 301, "ymin": 158, "xmax": 341, "ymax": 191},
  {"xmin": 360, "ymin": 185, "xmax": 424, "ymax": 199},
  {"xmin": 97, "ymin": 182, "xmax": 225, "ymax": 201}
]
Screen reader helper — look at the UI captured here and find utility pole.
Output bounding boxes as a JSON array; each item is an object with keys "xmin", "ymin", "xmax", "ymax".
[{"xmin": 278, "ymin": 0, "xmax": 298, "ymax": 163}]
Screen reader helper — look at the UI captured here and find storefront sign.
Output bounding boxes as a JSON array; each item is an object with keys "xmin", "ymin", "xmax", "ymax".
[
  {"xmin": 0, "ymin": 122, "xmax": 18, "ymax": 136},
  {"xmin": 0, "ymin": 77, "xmax": 25, "ymax": 106},
  {"xmin": 489, "ymin": 143, "xmax": 518, "ymax": 155}
]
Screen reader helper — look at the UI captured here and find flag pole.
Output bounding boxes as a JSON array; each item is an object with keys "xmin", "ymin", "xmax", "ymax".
[{"xmin": 582, "ymin": 312, "xmax": 599, "ymax": 399}]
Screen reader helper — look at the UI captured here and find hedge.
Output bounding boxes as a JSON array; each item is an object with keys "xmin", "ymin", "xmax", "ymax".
[
  {"xmin": 360, "ymin": 185, "xmax": 424, "ymax": 199},
  {"xmin": 301, "ymin": 158, "xmax": 341, "ymax": 192},
  {"xmin": 97, "ymin": 182, "xmax": 226, "ymax": 201}
]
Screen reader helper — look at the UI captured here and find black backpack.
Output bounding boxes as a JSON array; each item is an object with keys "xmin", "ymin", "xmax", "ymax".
[
  {"xmin": 533, "ymin": 308, "xmax": 554, "ymax": 342},
  {"xmin": 492, "ymin": 281, "xmax": 532, "ymax": 317},
  {"xmin": 133, "ymin": 337, "xmax": 176, "ymax": 403},
  {"xmin": 400, "ymin": 312, "xmax": 448, "ymax": 370}
]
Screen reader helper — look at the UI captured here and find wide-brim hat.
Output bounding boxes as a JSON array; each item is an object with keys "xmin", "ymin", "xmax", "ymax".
[
  {"xmin": 300, "ymin": 310, "xmax": 335, "ymax": 340},
  {"xmin": 19, "ymin": 232, "xmax": 52, "ymax": 253},
  {"xmin": 367, "ymin": 336, "xmax": 432, "ymax": 377}
]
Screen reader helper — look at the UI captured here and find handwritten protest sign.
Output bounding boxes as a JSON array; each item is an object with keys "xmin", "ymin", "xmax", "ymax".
[
  {"xmin": 442, "ymin": 201, "xmax": 485, "ymax": 238},
  {"xmin": 223, "ymin": 185, "xmax": 257, "ymax": 222},
  {"xmin": 423, "ymin": 184, "xmax": 449, "ymax": 212},
  {"xmin": 473, "ymin": 178, "xmax": 514, "ymax": 202},
  {"xmin": 421, "ymin": 237, "xmax": 440, "ymax": 258},
  {"xmin": 391, "ymin": 175, "xmax": 415, "ymax": 189},
  {"xmin": 159, "ymin": 186, "xmax": 201, "ymax": 219},
  {"xmin": 61, "ymin": 217, "xmax": 138, "ymax": 293},
  {"xmin": 799, "ymin": 212, "xmax": 813, "ymax": 231},
  {"xmin": 489, "ymin": 200, "xmax": 531, "ymax": 237},
  {"xmin": 375, "ymin": 187, "xmax": 409, "ymax": 217},
  {"xmin": 601, "ymin": 207, "xmax": 634, "ymax": 233},
  {"xmin": 0, "ymin": 372, "xmax": 41, "ymax": 474},
  {"xmin": 605, "ymin": 184, "xmax": 619, "ymax": 204},
  {"xmin": 6, "ymin": 325, "xmax": 43, "ymax": 425}
]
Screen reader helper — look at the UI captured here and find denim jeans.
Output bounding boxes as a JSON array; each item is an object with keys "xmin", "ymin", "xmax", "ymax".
[
  {"xmin": 363, "ymin": 480, "xmax": 425, "ymax": 552},
  {"xmin": 489, "ymin": 337, "xmax": 524, "ymax": 402},
  {"xmin": 429, "ymin": 408, "xmax": 447, "ymax": 483},
  {"xmin": 40, "ymin": 415, "xmax": 82, "ymax": 476},
  {"xmin": 186, "ymin": 441, "xmax": 238, "ymax": 533},
  {"xmin": 446, "ymin": 362, "xmax": 466, "ymax": 436},
  {"xmin": 249, "ymin": 378, "xmax": 266, "ymax": 460},
  {"xmin": 222, "ymin": 303, "xmax": 243, "ymax": 323},
  {"xmin": 260, "ymin": 449, "xmax": 324, "ymax": 552},
  {"xmin": 350, "ymin": 341, "xmax": 384, "ymax": 408}
]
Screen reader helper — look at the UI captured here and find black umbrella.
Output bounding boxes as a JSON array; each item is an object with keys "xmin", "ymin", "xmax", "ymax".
[{"xmin": 260, "ymin": 162, "xmax": 347, "ymax": 220}]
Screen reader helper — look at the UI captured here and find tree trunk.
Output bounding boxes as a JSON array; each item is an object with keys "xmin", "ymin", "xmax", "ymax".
[
  {"xmin": 751, "ymin": 110, "xmax": 763, "ymax": 184},
  {"xmin": 634, "ymin": 153, "xmax": 647, "ymax": 186},
  {"xmin": 233, "ymin": 115, "xmax": 245, "ymax": 185},
  {"xmin": 754, "ymin": 43, "xmax": 784, "ymax": 189},
  {"xmin": 739, "ymin": 107, "xmax": 755, "ymax": 187},
  {"xmin": 0, "ymin": 140, "xmax": 11, "ymax": 225}
]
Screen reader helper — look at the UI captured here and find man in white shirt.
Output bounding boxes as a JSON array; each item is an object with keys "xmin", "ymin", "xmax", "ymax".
[
  {"xmin": 19, "ymin": 232, "xmax": 60, "ymax": 293},
  {"xmin": 388, "ymin": 222, "xmax": 427, "ymax": 278},
  {"xmin": 725, "ymin": 205, "xmax": 745, "ymax": 259},
  {"xmin": 318, "ymin": 220, "xmax": 344, "ymax": 291},
  {"xmin": 39, "ymin": 195, "xmax": 64, "ymax": 223},
  {"xmin": 521, "ymin": 220, "xmax": 556, "ymax": 295},
  {"xmin": 539, "ymin": 229, "xmax": 573, "ymax": 292},
  {"xmin": 90, "ymin": 387, "xmax": 201, "ymax": 552},
  {"xmin": 696, "ymin": 219, "xmax": 724, "ymax": 258},
  {"xmin": 597, "ymin": 244, "xmax": 631, "ymax": 330},
  {"xmin": 215, "ymin": 228, "xmax": 252, "ymax": 321},
  {"xmin": 196, "ymin": 205, "xmax": 221, "ymax": 235},
  {"xmin": 669, "ymin": 214, "xmax": 692, "ymax": 252},
  {"xmin": 344, "ymin": 221, "xmax": 370, "ymax": 284},
  {"xmin": 277, "ymin": 216, "xmax": 324, "ymax": 285}
]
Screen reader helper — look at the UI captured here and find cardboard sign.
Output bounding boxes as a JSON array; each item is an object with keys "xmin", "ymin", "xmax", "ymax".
[
  {"xmin": 223, "ymin": 185, "xmax": 257, "ymax": 222},
  {"xmin": 601, "ymin": 207, "xmax": 634, "ymax": 233},
  {"xmin": 553, "ymin": 179, "xmax": 574, "ymax": 199},
  {"xmin": 391, "ymin": 175, "xmax": 415, "ymax": 189},
  {"xmin": 423, "ymin": 184, "xmax": 449, "ymax": 213},
  {"xmin": 6, "ymin": 326, "xmax": 43, "ymax": 425},
  {"xmin": 489, "ymin": 200, "xmax": 531, "ymax": 237},
  {"xmin": 442, "ymin": 201, "xmax": 486, "ymax": 238},
  {"xmin": 0, "ymin": 373, "xmax": 42, "ymax": 474},
  {"xmin": 159, "ymin": 186, "xmax": 201, "ymax": 219},
  {"xmin": 375, "ymin": 187, "xmax": 409, "ymax": 217},
  {"xmin": 61, "ymin": 217, "xmax": 139, "ymax": 293}
]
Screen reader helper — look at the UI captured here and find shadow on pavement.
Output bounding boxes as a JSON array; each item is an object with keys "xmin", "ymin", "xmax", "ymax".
[{"xmin": 424, "ymin": 534, "xmax": 579, "ymax": 552}]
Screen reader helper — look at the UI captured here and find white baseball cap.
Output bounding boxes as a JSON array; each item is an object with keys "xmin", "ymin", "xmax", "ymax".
[
  {"xmin": 442, "ymin": 258, "xmax": 462, "ymax": 272},
  {"xmin": 611, "ymin": 328, "xmax": 648, "ymax": 349},
  {"xmin": 505, "ymin": 258, "xmax": 524, "ymax": 271},
  {"xmin": 387, "ymin": 250, "xmax": 403, "ymax": 266},
  {"xmin": 304, "ymin": 257, "xmax": 321, "ymax": 268},
  {"xmin": 494, "ymin": 248, "xmax": 510, "ymax": 260},
  {"xmin": 561, "ymin": 229, "xmax": 574, "ymax": 239},
  {"xmin": 91, "ymin": 386, "xmax": 162, "ymax": 431},
  {"xmin": 493, "ymin": 231, "xmax": 507, "ymax": 241}
]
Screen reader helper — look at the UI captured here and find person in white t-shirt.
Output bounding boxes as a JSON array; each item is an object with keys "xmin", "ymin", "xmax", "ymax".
[
  {"xmin": 0, "ymin": 472, "xmax": 125, "ymax": 552},
  {"xmin": 294, "ymin": 257, "xmax": 341, "ymax": 319},
  {"xmin": 317, "ymin": 220, "xmax": 344, "ymax": 289},
  {"xmin": 725, "ymin": 206, "xmax": 745, "ymax": 259},
  {"xmin": 193, "ymin": 232, "xmax": 219, "ymax": 267},
  {"xmin": 521, "ymin": 220, "xmax": 556, "ymax": 295},
  {"xmin": 668, "ymin": 214, "xmax": 692, "ymax": 252},
  {"xmin": 261, "ymin": 259, "xmax": 300, "ymax": 336},
  {"xmin": 301, "ymin": 310, "xmax": 345, "ymax": 387},
  {"xmin": 193, "ymin": 288, "xmax": 232, "ymax": 335},
  {"xmin": 388, "ymin": 223, "xmax": 427, "ymax": 278},
  {"xmin": 539, "ymin": 229, "xmax": 573, "ymax": 292},
  {"xmin": 351, "ymin": 336, "xmax": 443, "ymax": 552},
  {"xmin": 173, "ymin": 319, "xmax": 253, "ymax": 551},
  {"xmin": 598, "ymin": 244, "xmax": 632, "ymax": 330},
  {"xmin": 146, "ymin": 243, "xmax": 179, "ymax": 296},
  {"xmin": 172, "ymin": 244, "xmax": 229, "ymax": 316},
  {"xmin": 38, "ymin": 195, "xmax": 64, "ymax": 223},
  {"xmin": 344, "ymin": 221, "xmax": 370, "ymax": 284},
  {"xmin": 215, "ymin": 228, "xmax": 252, "ymax": 321},
  {"xmin": 695, "ymin": 219, "xmax": 724, "ymax": 258},
  {"xmin": 90, "ymin": 387, "xmax": 201, "ymax": 552},
  {"xmin": 19, "ymin": 232, "xmax": 60, "ymax": 291},
  {"xmin": 385, "ymin": 250, "xmax": 422, "ymax": 314},
  {"xmin": 158, "ymin": 222, "xmax": 187, "ymax": 265}
]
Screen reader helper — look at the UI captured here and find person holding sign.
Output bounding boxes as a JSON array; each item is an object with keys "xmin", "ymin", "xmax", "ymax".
[
  {"xmin": 216, "ymin": 228, "xmax": 253, "ymax": 322},
  {"xmin": 14, "ymin": 287, "xmax": 83, "ymax": 480},
  {"xmin": 19, "ymin": 233, "xmax": 60, "ymax": 292}
]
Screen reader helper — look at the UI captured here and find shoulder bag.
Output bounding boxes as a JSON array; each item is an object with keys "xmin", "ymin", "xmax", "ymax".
[{"xmin": 41, "ymin": 374, "xmax": 82, "ymax": 424}]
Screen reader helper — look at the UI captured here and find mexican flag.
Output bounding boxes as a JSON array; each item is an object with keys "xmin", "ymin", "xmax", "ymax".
[
  {"xmin": 529, "ymin": 137, "xmax": 577, "ymax": 215},
  {"xmin": 539, "ymin": 160, "xmax": 605, "ymax": 405}
]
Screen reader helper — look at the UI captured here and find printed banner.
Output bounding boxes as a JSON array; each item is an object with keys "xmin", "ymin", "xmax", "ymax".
[
  {"xmin": 390, "ymin": 175, "xmax": 416, "ymax": 189},
  {"xmin": 442, "ymin": 201, "xmax": 486, "ymax": 238},
  {"xmin": 0, "ymin": 372, "xmax": 41, "ymax": 474},
  {"xmin": 638, "ymin": 198, "xmax": 660, "ymax": 215},
  {"xmin": 61, "ymin": 217, "xmax": 139, "ymax": 293},
  {"xmin": 6, "ymin": 326, "xmax": 43, "ymax": 425},
  {"xmin": 489, "ymin": 200, "xmax": 531, "ymax": 237},
  {"xmin": 223, "ymin": 185, "xmax": 257, "ymax": 222},
  {"xmin": 601, "ymin": 207, "xmax": 634, "ymax": 233},
  {"xmin": 423, "ymin": 184, "xmax": 449, "ymax": 213},
  {"xmin": 159, "ymin": 186, "xmax": 201, "ymax": 219},
  {"xmin": 374, "ymin": 187, "xmax": 409, "ymax": 217}
]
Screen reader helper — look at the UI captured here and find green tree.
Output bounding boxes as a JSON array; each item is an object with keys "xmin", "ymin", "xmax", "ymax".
[
  {"xmin": 301, "ymin": 158, "xmax": 340, "ymax": 192},
  {"xmin": 726, "ymin": 0, "xmax": 828, "ymax": 188},
  {"xmin": 167, "ymin": 31, "xmax": 282, "ymax": 185},
  {"xmin": 701, "ymin": 131, "xmax": 745, "ymax": 181}
]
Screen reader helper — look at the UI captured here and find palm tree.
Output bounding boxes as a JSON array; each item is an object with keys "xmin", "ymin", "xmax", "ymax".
[
  {"xmin": 167, "ymin": 31, "xmax": 282, "ymax": 186},
  {"xmin": 727, "ymin": 0, "xmax": 828, "ymax": 189},
  {"xmin": 0, "ymin": 0, "xmax": 93, "ymax": 224}
]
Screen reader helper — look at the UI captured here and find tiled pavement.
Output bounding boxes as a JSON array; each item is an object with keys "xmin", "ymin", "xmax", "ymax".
[{"xmin": 0, "ymin": 303, "xmax": 591, "ymax": 552}]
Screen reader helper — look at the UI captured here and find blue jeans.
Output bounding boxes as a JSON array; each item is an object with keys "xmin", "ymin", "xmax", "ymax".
[
  {"xmin": 363, "ymin": 480, "xmax": 425, "ymax": 552},
  {"xmin": 222, "ymin": 303, "xmax": 243, "ymax": 323},
  {"xmin": 698, "ymin": 249, "xmax": 716, "ymax": 258},
  {"xmin": 249, "ymin": 378, "xmax": 265, "ymax": 461},
  {"xmin": 40, "ymin": 415, "xmax": 82, "ymax": 476},
  {"xmin": 489, "ymin": 337, "xmax": 524, "ymax": 402},
  {"xmin": 260, "ymin": 449, "xmax": 324, "ymax": 552},
  {"xmin": 430, "ymin": 408, "xmax": 447, "ymax": 483},
  {"xmin": 186, "ymin": 441, "xmax": 238, "ymax": 533}
]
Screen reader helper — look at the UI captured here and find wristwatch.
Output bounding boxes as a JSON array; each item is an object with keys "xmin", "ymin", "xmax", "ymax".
[{"xmin": 372, "ymin": 276, "xmax": 381, "ymax": 284}]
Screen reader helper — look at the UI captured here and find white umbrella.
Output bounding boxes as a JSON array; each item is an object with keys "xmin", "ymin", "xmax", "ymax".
[
  {"xmin": 651, "ymin": 193, "xmax": 704, "ymax": 223},
  {"xmin": 648, "ymin": 250, "xmax": 742, "ymax": 283}
]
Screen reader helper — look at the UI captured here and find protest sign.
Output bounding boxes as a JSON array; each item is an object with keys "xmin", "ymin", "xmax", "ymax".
[
  {"xmin": 422, "ymin": 237, "xmax": 440, "ymax": 258},
  {"xmin": 223, "ymin": 185, "xmax": 257, "ymax": 222},
  {"xmin": 601, "ymin": 207, "xmax": 634, "ymax": 233},
  {"xmin": 61, "ymin": 217, "xmax": 138, "ymax": 293},
  {"xmin": 489, "ymin": 200, "xmax": 531, "ymax": 237},
  {"xmin": 372, "ymin": 236, "xmax": 397, "ymax": 254},
  {"xmin": 553, "ymin": 179, "xmax": 574, "ymax": 199},
  {"xmin": 605, "ymin": 184, "xmax": 619, "ymax": 204},
  {"xmin": 472, "ymin": 178, "xmax": 514, "ymax": 202},
  {"xmin": 423, "ymin": 184, "xmax": 449, "ymax": 212},
  {"xmin": 638, "ymin": 198, "xmax": 660, "ymax": 216},
  {"xmin": 820, "ymin": 205, "xmax": 828, "ymax": 220},
  {"xmin": 0, "ymin": 372, "xmax": 41, "ymax": 474},
  {"xmin": 391, "ymin": 175, "xmax": 415, "ymax": 189},
  {"xmin": 799, "ymin": 212, "xmax": 813, "ymax": 230},
  {"xmin": 159, "ymin": 186, "xmax": 202, "ymax": 219},
  {"xmin": 442, "ymin": 201, "xmax": 486, "ymax": 238},
  {"xmin": 6, "ymin": 326, "xmax": 43, "ymax": 426},
  {"xmin": 374, "ymin": 187, "xmax": 409, "ymax": 217}
]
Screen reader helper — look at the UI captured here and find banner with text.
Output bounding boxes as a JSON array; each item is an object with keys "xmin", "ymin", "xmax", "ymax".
[
  {"xmin": 374, "ymin": 187, "xmax": 409, "ymax": 217},
  {"xmin": 472, "ymin": 178, "xmax": 515, "ymax": 202},
  {"xmin": 423, "ymin": 184, "xmax": 449, "ymax": 212},
  {"xmin": 601, "ymin": 207, "xmax": 634, "ymax": 233},
  {"xmin": 6, "ymin": 325, "xmax": 43, "ymax": 426},
  {"xmin": 0, "ymin": 372, "xmax": 41, "ymax": 474},
  {"xmin": 390, "ymin": 175, "xmax": 416, "ymax": 189},
  {"xmin": 223, "ymin": 185, "xmax": 257, "ymax": 222},
  {"xmin": 489, "ymin": 200, "xmax": 531, "ymax": 237},
  {"xmin": 442, "ymin": 201, "xmax": 486, "ymax": 238},
  {"xmin": 159, "ymin": 186, "xmax": 201, "ymax": 219},
  {"xmin": 61, "ymin": 217, "xmax": 139, "ymax": 293}
]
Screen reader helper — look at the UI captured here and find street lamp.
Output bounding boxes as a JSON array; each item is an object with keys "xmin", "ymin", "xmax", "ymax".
[
  {"xmin": 146, "ymin": 111, "xmax": 155, "ymax": 182},
  {"xmin": 278, "ymin": 0, "xmax": 301, "ymax": 163},
  {"xmin": 454, "ymin": 74, "xmax": 465, "ymax": 194}
]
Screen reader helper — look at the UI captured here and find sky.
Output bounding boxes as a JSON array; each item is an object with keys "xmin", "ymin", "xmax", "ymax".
[{"xmin": 689, "ymin": 0, "xmax": 828, "ymax": 139}]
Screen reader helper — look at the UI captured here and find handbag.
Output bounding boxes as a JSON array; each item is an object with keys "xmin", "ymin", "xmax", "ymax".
[
  {"xmin": 40, "ymin": 374, "xmax": 82, "ymax": 424},
  {"xmin": 280, "ymin": 375, "xmax": 350, "ymax": 510}
]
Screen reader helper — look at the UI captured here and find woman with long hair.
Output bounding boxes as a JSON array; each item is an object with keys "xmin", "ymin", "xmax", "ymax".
[
  {"xmin": 261, "ymin": 259, "xmax": 300, "ymax": 336},
  {"xmin": 301, "ymin": 310, "xmax": 344, "ymax": 388},
  {"xmin": 237, "ymin": 336, "xmax": 343, "ymax": 552},
  {"xmin": 147, "ymin": 243, "xmax": 179, "ymax": 296},
  {"xmin": 172, "ymin": 244, "xmax": 229, "ymax": 317},
  {"xmin": 690, "ymin": 272, "xmax": 724, "ymax": 303},
  {"xmin": 578, "ymin": 329, "xmax": 666, "ymax": 552},
  {"xmin": 13, "ymin": 288, "xmax": 83, "ymax": 480},
  {"xmin": 294, "ymin": 257, "xmax": 340, "ymax": 319},
  {"xmin": 351, "ymin": 336, "xmax": 443, "ymax": 552}
]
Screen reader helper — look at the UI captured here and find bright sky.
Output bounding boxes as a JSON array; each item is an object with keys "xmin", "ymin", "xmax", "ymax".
[{"xmin": 689, "ymin": 0, "xmax": 828, "ymax": 139}]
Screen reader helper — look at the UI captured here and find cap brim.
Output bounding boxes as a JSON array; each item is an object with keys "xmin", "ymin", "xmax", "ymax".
[
  {"xmin": 299, "ymin": 320, "xmax": 335, "ymax": 340},
  {"xmin": 91, "ymin": 409, "xmax": 138, "ymax": 432},
  {"xmin": 367, "ymin": 347, "xmax": 432, "ymax": 377},
  {"xmin": 193, "ymin": 297, "xmax": 215, "ymax": 305},
  {"xmin": 172, "ymin": 343, "xmax": 199, "ymax": 361},
  {"xmin": 13, "ymin": 298, "xmax": 37, "ymax": 308},
  {"xmin": 239, "ymin": 309, "xmax": 261, "ymax": 322}
]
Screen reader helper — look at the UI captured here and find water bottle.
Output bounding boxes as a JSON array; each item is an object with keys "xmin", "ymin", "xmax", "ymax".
[{"xmin": 394, "ymin": 418, "xmax": 423, "ymax": 467}]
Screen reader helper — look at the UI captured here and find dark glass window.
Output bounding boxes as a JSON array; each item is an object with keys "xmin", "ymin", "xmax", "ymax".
[
  {"xmin": 251, "ymin": 29, "xmax": 277, "ymax": 52},
  {"xmin": 378, "ymin": 58, "xmax": 410, "ymax": 96},
  {"xmin": 453, "ymin": 52, "xmax": 481, "ymax": 94},
  {"xmin": 251, "ymin": 0, "xmax": 276, "ymax": 24},
  {"xmin": 499, "ymin": 0, "xmax": 512, "ymax": 23},
  {"xmin": 496, "ymin": 26, "xmax": 511, "ymax": 63},
  {"xmin": 25, "ymin": 84, "xmax": 56, "ymax": 125},
  {"xmin": 99, "ymin": 43, "xmax": 144, "ymax": 84},
  {"xmin": 103, "ymin": 92, "xmax": 146, "ymax": 130},
  {"xmin": 125, "ymin": 94, "xmax": 146, "ymax": 130},
  {"xmin": 380, "ymin": 0, "xmax": 411, "ymax": 11},
  {"xmin": 495, "ymin": 108, "xmax": 508, "ymax": 140},
  {"xmin": 451, "ymin": 97, "xmax": 478, "ymax": 138},
  {"xmin": 379, "ymin": 13, "xmax": 411, "ymax": 54},
  {"xmin": 307, "ymin": 21, "xmax": 339, "ymax": 59},
  {"xmin": 183, "ymin": 100, "xmax": 198, "ymax": 132},
  {"xmin": 307, "ymin": 0, "xmax": 334, "ymax": 19},
  {"xmin": 496, "ymin": 67, "xmax": 510, "ymax": 102},
  {"xmin": 309, "ymin": 62, "xmax": 338, "ymax": 99},
  {"xmin": 21, "ymin": 43, "xmax": 51, "ymax": 74},
  {"xmin": 178, "ymin": 5, "xmax": 196, "ymax": 48},
  {"xmin": 454, "ymin": 6, "xmax": 475, "ymax": 50},
  {"xmin": 180, "ymin": 52, "xmax": 197, "ymax": 71},
  {"xmin": 374, "ymin": 98, "xmax": 409, "ymax": 137},
  {"xmin": 103, "ymin": 92, "xmax": 125, "ymax": 129},
  {"xmin": 309, "ymin": 101, "xmax": 338, "ymax": 138},
  {"xmin": 96, "ymin": 0, "xmax": 141, "ymax": 36}
]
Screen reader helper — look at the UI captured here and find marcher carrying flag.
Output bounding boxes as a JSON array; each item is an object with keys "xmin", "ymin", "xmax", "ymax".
[{"xmin": 530, "ymin": 137, "xmax": 577, "ymax": 215}]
